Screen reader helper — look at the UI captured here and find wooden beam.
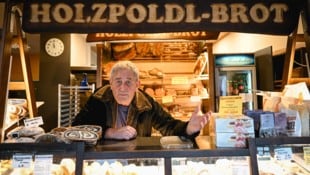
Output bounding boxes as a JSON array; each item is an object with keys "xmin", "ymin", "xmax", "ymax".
[
  {"xmin": 206, "ymin": 43, "xmax": 214, "ymax": 112},
  {"xmin": 281, "ymin": 28, "xmax": 297, "ymax": 89},
  {"xmin": 14, "ymin": 12, "xmax": 38, "ymax": 117},
  {"xmin": 0, "ymin": 1, "xmax": 13, "ymax": 142},
  {"xmin": 8, "ymin": 82, "xmax": 26, "ymax": 90}
]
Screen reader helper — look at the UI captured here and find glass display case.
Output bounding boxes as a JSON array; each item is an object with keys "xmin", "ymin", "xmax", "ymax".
[
  {"xmin": 83, "ymin": 136, "xmax": 252, "ymax": 175},
  {"xmin": 1, "ymin": 137, "xmax": 309, "ymax": 175},
  {"xmin": 248, "ymin": 137, "xmax": 310, "ymax": 175},
  {"xmin": 0, "ymin": 142, "xmax": 84, "ymax": 175}
]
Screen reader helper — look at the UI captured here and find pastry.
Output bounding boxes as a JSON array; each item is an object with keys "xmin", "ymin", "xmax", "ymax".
[
  {"xmin": 149, "ymin": 68, "xmax": 163, "ymax": 78},
  {"xmin": 63, "ymin": 129, "xmax": 99, "ymax": 145},
  {"xmin": 72, "ymin": 125, "xmax": 102, "ymax": 139},
  {"xmin": 145, "ymin": 88, "xmax": 155, "ymax": 97},
  {"xmin": 60, "ymin": 158, "xmax": 75, "ymax": 175}
]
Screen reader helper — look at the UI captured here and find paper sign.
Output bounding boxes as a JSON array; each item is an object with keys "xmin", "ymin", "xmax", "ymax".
[
  {"xmin": 24, "ymin": 116, "xmax": 43, "ymax": 127},
  {"xmin": 12, "ymin": 154, "xmax": 32, "ymax": 168},
  {"xmin": 171, "ymin": 77, "xmax": 189, "ymax": 85},
  {"xmin": 162, "ymin": 96, "xmax": 174, "ymax": 104},
  {"xmin": 219, "ymin": 96, "xmax": 242, "ymax": 114},
  {"xmin": 34, "ymin": 155, "xmax": 53, "ymax": 175},
  {"xmin": 274, "ymin": 147, "xmax": 293, "ymax": 160},
  {"xmin": 304, "ymin": 147, "xmax": 310, "ymax": 164}
]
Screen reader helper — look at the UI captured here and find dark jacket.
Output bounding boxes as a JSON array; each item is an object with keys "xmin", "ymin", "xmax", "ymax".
[{"xmin": 72, "ymin": 85, "xmax": 196, "ymax": 138}]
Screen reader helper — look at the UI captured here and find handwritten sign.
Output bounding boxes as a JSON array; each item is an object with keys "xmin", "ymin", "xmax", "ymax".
[
  {"xmin": 12, "ymin": 154, "xmax": 32, "ymax": 168},
  {"xmin": 24, "ymin": 116, "xmax": 44, "ymax": 127},
  {"xmin": 171, "ymin": 77, "xmax": 189, "ymax": 85},
  {"xmin": 219, "ymin": 96, "xmax": 242, "ymax": 114},
  {"xmin": 34, "ymin": 155, "xmax": 53, "ymax": 175}
]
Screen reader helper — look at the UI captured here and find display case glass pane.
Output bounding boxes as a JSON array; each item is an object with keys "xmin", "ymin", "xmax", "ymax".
[
  {"xmin": 256, "ymin": 145, "xmax": 310, "ymax": 174},
  {"xmin": 83, "ymin": 158, "xmax": 164, "ymax": 175},
  {"xmin": 171, "ymin": 156, "xmax": 251, "ymax": 175}
]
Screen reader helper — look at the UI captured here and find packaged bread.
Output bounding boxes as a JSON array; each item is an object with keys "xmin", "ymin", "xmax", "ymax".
[{"xmin": 7, "ymin": 126, "xmax": 45, "ymax": 139}]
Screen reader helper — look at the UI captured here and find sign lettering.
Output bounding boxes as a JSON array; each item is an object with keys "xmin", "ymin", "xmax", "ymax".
[{"xmin": 22, "ymin": 0, "xmax": 306, "ymax": 35}]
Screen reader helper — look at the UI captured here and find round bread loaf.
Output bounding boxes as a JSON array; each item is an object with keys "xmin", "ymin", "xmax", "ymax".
[
  {"xmin": 113, "ymin": 46, "xmax": 136, "ymax": 60},
  {"xmin": 63, "ymin": 129, "xmax": 99, "ymax": 145},
  {"xmin": 73, "ymin": 125, "xmax": 102, "ymax": 139},
  {"xmin": 112, "ymin": 42, "xmax": 134, "ymax": 52}
]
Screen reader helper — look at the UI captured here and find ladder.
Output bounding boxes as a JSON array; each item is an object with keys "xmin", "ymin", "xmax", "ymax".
[
  {"xmin": 282, "ymin": 11, "xmax": 310, "ymax": 88},
  {"xmin": 0, "ymin": 3, "xmax": 37, "ymax": 141}
]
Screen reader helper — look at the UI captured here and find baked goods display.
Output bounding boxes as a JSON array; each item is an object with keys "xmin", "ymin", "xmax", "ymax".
[
  {"xmin": 257, "ymin": 158, "xmax": 310, "ymax": 175},
  {"xmin": 0, "ymin": 158, "xmax": 76, "ymax": 175},
  {"xmin": 112, "ymin": 42, "xmax": 136, "ymax": 60},
  {"xmin": 5, "ymin": 98, "xmax": 28, "ymax": 128},
  {"xmin": 4, "ymin": 125, "xmax": 102, "ymax": 145},
  {"xmin": 83, "ymin": 160, "xmax": 163, "ymax": 175}
]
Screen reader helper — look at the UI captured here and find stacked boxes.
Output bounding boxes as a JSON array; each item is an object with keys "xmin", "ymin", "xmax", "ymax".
[{"xmin": 213, "ymin": 114, "xmax": 255, "ymax": 147}]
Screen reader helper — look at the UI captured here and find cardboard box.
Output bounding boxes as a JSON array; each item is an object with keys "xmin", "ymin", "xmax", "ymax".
[
  {"xmin": 213, "ymin": 114, "xmax": 255, "ymax": 147},
  {"xmin": 214, "ymin": 114, "xmax": 254, "ymax": 133},
  {"xmin": 216, "ymin": 132, "xmax": 255, "ymax": 147}
]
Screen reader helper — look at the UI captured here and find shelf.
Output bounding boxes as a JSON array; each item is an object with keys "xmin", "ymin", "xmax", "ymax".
[{"xmin": 70, "ymin": 66, "xmax": 97, "ymax": 73}]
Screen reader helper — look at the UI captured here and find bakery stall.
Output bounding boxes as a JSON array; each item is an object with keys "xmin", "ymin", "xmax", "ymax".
[
  {"xmin": 0, "ymin": 0, "xmax": 310, "ymax": 175},
  {"xmin": 87, "ymin": 33, "xmax": 217, "ymax": 129}
]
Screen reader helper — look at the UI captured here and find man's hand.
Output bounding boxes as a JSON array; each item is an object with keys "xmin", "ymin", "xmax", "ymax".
[
  {"xmin": 186, "ymin": 105, "xmax": 211, "ymax": 135},
  {"xmin": 104, "ymin": 125, "xmax": 137, "ymax": 140}
]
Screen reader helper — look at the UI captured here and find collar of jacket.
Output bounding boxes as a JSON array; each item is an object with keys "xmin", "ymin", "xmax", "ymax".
[{"xmin": 93, "ymin": 85, "xmax": 152, "ymax": 112}]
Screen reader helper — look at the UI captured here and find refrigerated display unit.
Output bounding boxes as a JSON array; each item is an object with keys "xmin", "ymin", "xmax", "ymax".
[{"xmin": 214, "ymin": 53, "xmax": 257, "ymax": 112}]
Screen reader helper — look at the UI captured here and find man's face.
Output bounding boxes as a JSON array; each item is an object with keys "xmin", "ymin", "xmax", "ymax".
[{"xmin": 110, "ymin": 69, "xmax": 140, "ymax": 106}]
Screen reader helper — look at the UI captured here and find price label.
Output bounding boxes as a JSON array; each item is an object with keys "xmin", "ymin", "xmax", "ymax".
[
  {"xmin": 162, "ymin": 96, "xmax": 173, "ymax": 104},
  {"xmin": 304, "ymin": 147, "xmax": 310, "ymax": 164},
  {"xmin": 190, "ymin": 96, "xmax": 201, "ymax": 103},
  {"xmin": 219, "ymin": 96, "xmax": 242, "ymax": 114},
  {"xmin": 12, "ymin": 154, "xmax": 32, "ymax": 168},
  {"xmin": 274, "ymin": 147, "xmax": 292, "ymax": 160},
  {"xmin": 24, "ymin": 116, "xmax": 43, "ymax": 127},
  {"xmin": 171, "ymin": 77, "xmax": 189, "ymax": 84},
  {"xmin": 34, "ymin": 155, "xmax": 53, "ymax": 175}
]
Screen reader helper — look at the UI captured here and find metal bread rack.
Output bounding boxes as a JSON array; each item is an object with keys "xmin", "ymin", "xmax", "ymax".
[{"xmin": 58, "ymin": 84, "xmax": 95, "ymax": 127}]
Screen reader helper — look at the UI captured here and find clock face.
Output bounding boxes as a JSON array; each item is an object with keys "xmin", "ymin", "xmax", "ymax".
[{"xmin": 45, "ymin": 38, "xmax": 65, "ymax": 57}]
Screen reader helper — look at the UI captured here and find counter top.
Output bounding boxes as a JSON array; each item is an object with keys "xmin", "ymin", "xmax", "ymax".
[{"xmin": 83, "ymin": 136, "xmax": 250, "ymax": 159}]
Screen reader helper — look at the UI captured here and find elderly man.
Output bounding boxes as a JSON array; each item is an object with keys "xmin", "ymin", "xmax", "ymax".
[{"xmin": 73, "ymin": 61, "xmax": 210, "ymax": 140}]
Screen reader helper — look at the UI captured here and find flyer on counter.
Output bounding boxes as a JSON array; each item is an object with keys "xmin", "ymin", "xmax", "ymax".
[{"xmin": 219, "ymin": 96, "xmax": 243, "ymax": 115}]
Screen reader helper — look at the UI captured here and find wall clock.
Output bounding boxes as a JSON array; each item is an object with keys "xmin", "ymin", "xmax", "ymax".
[{"xmin": 45, "ymin": 38, "xmax": 65, "ymax": 57}]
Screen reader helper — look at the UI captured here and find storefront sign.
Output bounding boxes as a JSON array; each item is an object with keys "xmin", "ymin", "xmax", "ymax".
[
  {"xmin": 86, "ymin": 32, "xmax": 219, "ymax": 41},
  {"xmin": 22, "ymin": 0, "xmax": 305, "ymax": 35}
]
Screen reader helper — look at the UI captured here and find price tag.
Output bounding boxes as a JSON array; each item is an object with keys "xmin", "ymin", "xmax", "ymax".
[
  {"xmin": 34, "ymin": 155, "xmax": 53, "ymax": 175},
  {"xmin": 162, "ymin": 96, "xmax": 173, "ymax": 104},
  {"xmin": 12, "ymin": 154, "xmax": 32, "ymax": 168},
  {"xmin": 304, "ymin": 147, "xmax": 310, "ymax": 164},
  {"xmin": 274, "ymin": 147, "xmax": 292, "ymax": 160},
  {"xmin": 171, "ymin": 77, "xmax": 189, "ymax": 84},
  {"xmin": 24, "ymin": 116, "xmax": 43, "ymax": 127},
  {"xmin": 219, "ymin": 96, "xmax": 242, "ymax": 114},
  {"xmin": 239, "ymin": 93, "xmax": 253, "ymax": 102},
  {"xmin": 190, "ymin": 96, "xmax": 201, "ymax": 103}
]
